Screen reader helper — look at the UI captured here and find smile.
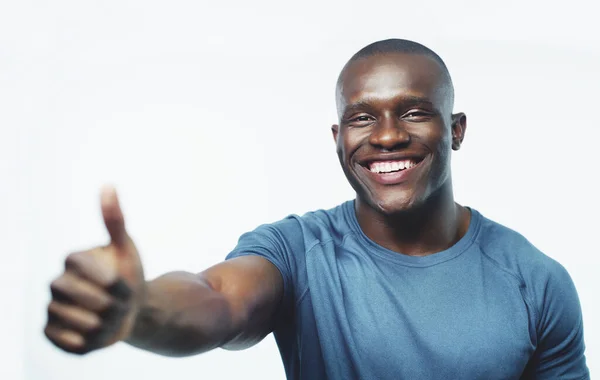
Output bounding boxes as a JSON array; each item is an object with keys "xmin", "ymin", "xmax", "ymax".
[
  {"xmin": 359, "ymin": 157, "xmax": 426, "ymax": 185},
  {"xmin": 368, "ymin": 159, "xmax": 419, "ymax": 174}
]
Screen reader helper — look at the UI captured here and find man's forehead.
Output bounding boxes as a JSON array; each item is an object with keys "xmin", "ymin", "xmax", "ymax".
[{"xmin": 337, "ymin": 53, "xmax": 448, "ymax": 107}]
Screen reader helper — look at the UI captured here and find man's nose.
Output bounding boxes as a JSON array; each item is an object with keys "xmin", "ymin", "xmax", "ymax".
[{"xmin": 368, "ymin": 117, "xmax": 411, "ymax": 150}]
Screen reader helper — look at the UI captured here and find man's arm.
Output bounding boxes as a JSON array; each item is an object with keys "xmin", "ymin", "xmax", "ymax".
[
  {"xmin": 125, "ymin": 256, "xmax": 283, "ymax": 356},
  {"xmin": 45, "ymin": 186, "xmax": 284, "ymax": 357},
  {"xmin": 521, "ymin": 260, "xmax": 589, "ymax": 379}
]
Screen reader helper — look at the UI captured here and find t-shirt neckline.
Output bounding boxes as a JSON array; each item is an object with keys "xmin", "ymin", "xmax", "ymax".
[{"xmin": 342, "ymin": 200, "xmax": 481, "ymax": 267}]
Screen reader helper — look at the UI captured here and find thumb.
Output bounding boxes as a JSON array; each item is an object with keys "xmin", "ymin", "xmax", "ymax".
[{"xmin": 101, "ymin": 185, "xmax": 129, "ymax": 248}]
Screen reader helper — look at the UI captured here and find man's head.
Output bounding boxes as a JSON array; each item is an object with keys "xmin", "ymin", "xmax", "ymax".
[{"xmin": 332, "ymin": 39, "xmax": 466, "ymax": 216}]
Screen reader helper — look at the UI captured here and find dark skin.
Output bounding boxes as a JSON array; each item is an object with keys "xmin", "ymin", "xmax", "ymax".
[
  {"xmin": 333, "ymin": 52, "xmax": 470, "ymax": 256},
  {"xmin": 44, "ymin": 188, "xmax": 282, "ymax": 356},
  {"xmin": 44, "ymin": 51, "xmax": 470, "ymax": 357}
]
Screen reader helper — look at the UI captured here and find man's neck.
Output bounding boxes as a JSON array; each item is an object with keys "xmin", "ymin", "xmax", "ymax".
[{"xmin": 355, "ymin": 183, "xmax": 471, "ymax": 257}]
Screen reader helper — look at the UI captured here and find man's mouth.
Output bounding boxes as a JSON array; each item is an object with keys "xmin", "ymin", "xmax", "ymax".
[
  {"xmin": 367, "ymin": 159, "xmax": 421, "ymax": 174},
  {"xmin": 358, "ymin": 157, "xmax": 426, "ymax": 185}
]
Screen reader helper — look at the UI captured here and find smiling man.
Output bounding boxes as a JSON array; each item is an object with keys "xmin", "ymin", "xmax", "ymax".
[{"xmin": 45, "ymin": 39, "xmax": 589, "ymax": 379}]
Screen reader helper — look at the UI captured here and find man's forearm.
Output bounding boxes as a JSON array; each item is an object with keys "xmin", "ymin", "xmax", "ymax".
[{"xmin": 124, "ymin": 271, "xmax": 236, "ymax": 357}]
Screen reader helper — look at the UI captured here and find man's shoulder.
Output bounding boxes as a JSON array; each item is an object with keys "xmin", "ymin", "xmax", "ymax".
[
  {"xmin": 474, "ymin": 210, "xmax": 569, "ymax": 287},
  {"xmin": 252, "ymin": 200, "xmax": 355, "ymax": 249},
  {"xmin": 473, "ymin": 212, "xmax": 588, "ymax": 377}
]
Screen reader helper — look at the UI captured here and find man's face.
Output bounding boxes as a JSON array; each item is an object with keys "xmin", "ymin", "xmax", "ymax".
[{"xmin": 332, "ymin": 53, "xmax": 466, "ymax": 215}]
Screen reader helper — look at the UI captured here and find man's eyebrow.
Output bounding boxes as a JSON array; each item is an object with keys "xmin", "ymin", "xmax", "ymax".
[
  {"xmin": 342, "ymin": 96, "xmax": 434, "ymax": 114},
  {"xmin": 398, "ymin": 95, "xmax": 434, "ymax": 105},
  {"xmin": 342, "ymin": 101, "xmax": 374, "ymax": 114}
]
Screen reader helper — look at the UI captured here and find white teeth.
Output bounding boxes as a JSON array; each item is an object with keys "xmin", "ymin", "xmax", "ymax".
[{"xmin": 369, "ymin": 160, "xmax": 417, "ymax": 173}]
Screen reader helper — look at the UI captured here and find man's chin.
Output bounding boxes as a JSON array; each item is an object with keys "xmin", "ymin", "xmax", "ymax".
[{"xmin": 367, "ymin": 193, "xmax": 420, "ymax": 216}]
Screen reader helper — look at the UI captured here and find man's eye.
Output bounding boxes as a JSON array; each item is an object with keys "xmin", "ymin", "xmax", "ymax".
[
  {"xmin": 403, "ymin": 111, "xmax": 431, "ymax": 120},
  {"xmin": 349, "ymin": 115, "xmax": 375, "ymax": 124}
]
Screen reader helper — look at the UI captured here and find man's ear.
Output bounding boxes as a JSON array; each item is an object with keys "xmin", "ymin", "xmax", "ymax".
[
  {"xmin": 331, "ymin": 124, "xmax": 339, "ymax": 144},
  {"xmin": 451, "ymin": 113, "xmax": 467, "ymax": 150}
]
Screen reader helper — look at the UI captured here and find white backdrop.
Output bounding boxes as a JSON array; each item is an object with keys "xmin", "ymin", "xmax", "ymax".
[{"xmin": 2, "ymin": 0, "xmax": 599, "ymax": 379}]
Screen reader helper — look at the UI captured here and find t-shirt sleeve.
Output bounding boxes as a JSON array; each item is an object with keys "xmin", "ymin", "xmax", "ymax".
[
  {"xmin": 526, "ymin": 261, "xmax": 590, "ymax": 379},
  {"xmin": 225, "ymin": 217, "xmax": 303, "ymax": 317}
]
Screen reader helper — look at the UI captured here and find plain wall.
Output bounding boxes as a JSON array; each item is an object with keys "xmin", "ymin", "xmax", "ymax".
[{"xmin": 2, "ymin": 0, "xmax": 598, "ymax": 378}]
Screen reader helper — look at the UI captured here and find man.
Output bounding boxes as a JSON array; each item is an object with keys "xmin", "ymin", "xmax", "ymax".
[{"xmin": 45, "ymin": 39, "xmax": 589, "ymax": 379}]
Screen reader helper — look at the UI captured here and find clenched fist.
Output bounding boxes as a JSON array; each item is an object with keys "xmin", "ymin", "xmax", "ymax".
[{"xmin": 45, "ymin": 186, "xmax": 146, "ymax": 354}]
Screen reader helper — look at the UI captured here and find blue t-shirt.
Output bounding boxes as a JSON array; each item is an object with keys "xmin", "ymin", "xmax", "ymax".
[{"xmin": 226, "ymin": 201, "xmax": 589, "ymax": 379}]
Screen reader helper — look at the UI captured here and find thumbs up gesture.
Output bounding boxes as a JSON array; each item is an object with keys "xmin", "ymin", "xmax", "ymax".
[{"xmin": 45, "ymin": 186, "xmax": 146, "ymax": 354}]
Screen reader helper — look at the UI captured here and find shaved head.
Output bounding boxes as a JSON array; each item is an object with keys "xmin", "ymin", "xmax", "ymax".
[{"xmin": 336, "ymin": 39, "xmax": 455, "ymax": 116}]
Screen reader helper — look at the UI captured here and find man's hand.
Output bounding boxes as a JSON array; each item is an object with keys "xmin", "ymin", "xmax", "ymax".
[{"xmin": 44, "ymin": 186, "xmax": 145, "ymax": 354}]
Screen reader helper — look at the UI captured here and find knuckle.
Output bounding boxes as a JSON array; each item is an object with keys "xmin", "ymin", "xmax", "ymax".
[
  {"xmin": 44, "ymin": 327, "xmax": 65, "ymax": 348},
  {"xmin": 47, "ymin": 301, "xmax": 68, "ymax": 321},
  {"xmin": 48, "ymin": 302, "xmax": 103, "ymax": 333},
  {"xmin": 45, "ymin": 326, "xmax": 88, "ymax": 354},
  {"xmin": 43, "ymin": 325, "xmax": 53, "ymax": 339},
  {"xmin": 49, "ymin": 276, "xmax": 74, "ymax": 301},
  {"xmin": 65, "ymin": 342, "xmax": 91, "ymax": 355},
  {"xmin": 49, "ymin": 278, "xmax": 65, "ymax": 294},
  {"xmin": 65, "ymin": 251, "xmax": 86, "ymax": 269},
  {"xmin": 87, "ymin": 316, "xmax": 103, "ymax": 332},
  {"xmin": 81, "ymin": 312, "xmax": 103, "ymax": 332},
  {"xmin": 46, "ymin": 302, "xmax": 58, "ymax": 318},
  {"xmin": 47, "ymin": 300, "xmax": 60, "ymax": 312}
]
